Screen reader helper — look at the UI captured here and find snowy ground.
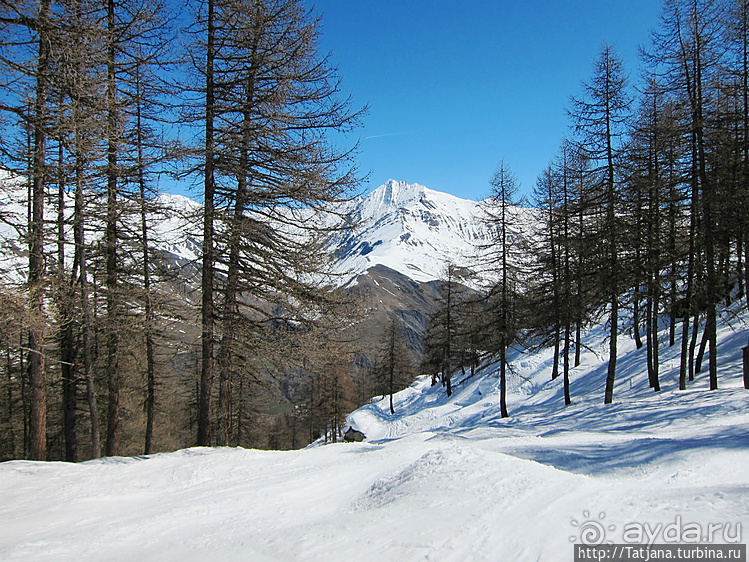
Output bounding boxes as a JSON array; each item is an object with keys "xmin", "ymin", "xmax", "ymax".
[{"xmin": 2, "ymin": 306, "xmax": 748, "ymax": 561}]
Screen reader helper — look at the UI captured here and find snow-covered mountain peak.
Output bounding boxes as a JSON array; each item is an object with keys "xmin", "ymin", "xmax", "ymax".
[
  {"xmin": 329, "ymin": 179, "xmax": 499, "ymax": 284},
  {"xmin": 362, "ymin": 179, "xmax": 472, "ymax": 215},
  {"xmin": 368, "ymin": 179, "xmax": 428, "ymax": 209},
  {"xmin": 154, "ymin": 192, "xmax": 202, "ymax": 214}
]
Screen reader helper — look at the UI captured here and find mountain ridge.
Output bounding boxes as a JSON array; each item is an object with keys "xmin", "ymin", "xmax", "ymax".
[
  {"xmin": 141, "ymin": 178, "xmax": 528, "ymax": 286},
  {"xmin": 330, "ymin": 179, "xmax": 494, "ymax": 284}
]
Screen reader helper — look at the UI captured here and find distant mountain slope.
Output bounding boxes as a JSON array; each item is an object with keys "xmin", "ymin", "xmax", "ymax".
[
  {"xmin": 1, "ymin": 175, "xmax": 537, "ymax": 290},
  {"xmin": 149, "ymin": 180, "xmax": 499, "ymax": 285},
  {"xmin": 0, "ymin": 182, "xmax": 203, "ymax": 281},
  {"xmin": 329, "ymin": 180, "xmax": 493, "ymax": 283}
]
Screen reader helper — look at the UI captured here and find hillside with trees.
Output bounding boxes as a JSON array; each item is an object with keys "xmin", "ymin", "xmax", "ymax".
[{"xmin": 1, "ymin": 0, "xmax": 748, "ymax": 464}]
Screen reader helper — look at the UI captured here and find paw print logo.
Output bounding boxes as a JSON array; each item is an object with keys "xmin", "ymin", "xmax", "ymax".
[{"xmin": 569, "ymin": 511, "xmax": 616, "ymax": 546}]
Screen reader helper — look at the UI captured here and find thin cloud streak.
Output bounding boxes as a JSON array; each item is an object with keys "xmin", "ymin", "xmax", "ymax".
[{"xmin": 364, "ymin": 132, "xmax": 407, "ymax": 140}]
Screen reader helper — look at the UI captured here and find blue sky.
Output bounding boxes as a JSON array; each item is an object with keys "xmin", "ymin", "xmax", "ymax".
[{"xmin": 312, "ymin": 0, "xmax": 663, "ymax": 201}]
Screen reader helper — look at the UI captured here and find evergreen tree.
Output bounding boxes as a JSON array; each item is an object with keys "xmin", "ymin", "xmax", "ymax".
[
  {"xmin": 650, "ymin": 0, "xmax": 725, "ymax": 390},
  {"xmin": 481, "ymin": 161, "xmax": 522, "ymax": 417},
  {"xmin": 188, "ymin": 0, "xmax": 362, "ymax": 446},
  {"xmin": 0, "ymin": 0, "xmax": 56, "ymax": 460},
  {"xmin": 422, "ymin": 262, "xmax": 468, "ymax": 397}
]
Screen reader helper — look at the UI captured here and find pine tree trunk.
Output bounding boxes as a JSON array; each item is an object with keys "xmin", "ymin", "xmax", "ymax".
[
  {"xmin": 135, "ymin": 75, "xmax": 156, "ymax": 455},
  {"xmin": 737, "ymin": 237, "xmax": 745, "ymax": 300},
  {"xmin": 575, "ymin": 169, "xmax": 584, "ymax": 368},
  {"xmin": 669, "ymin": 184, "xmax": 678, "ymax": 348},
  {"xmin": 562, "ymin": 154, "xmax": 572, "ymax": 405},
  {"xmin": 689, "ymin": 313, "xmax": 699, "ymax": 382},
  {"xmin": 695, "ymin": 319, "xmax": 709, "ymax": 374},
  {"xmin": 57, "ymin": 140, "xmax": 78, "ymax": 462},
  {"xmin": 651, "ymin": 152, "xmax": 661, "ymax": 391},
  {"xmin": 105, "ymin": 0, "xmax": 121, "ymax": 457},
  {"xmin": 27, "ymin": 0, "xmax": 53, "ymax": 462},
  {"xmin": 75, "ymin": 136, "xmax": 100, "ymax": 458},
  {"xmin": 691, "ymin": 6, "xmax": 718, "ymax": 390},
  {"xmin": 603, "ymin": 80, "xmax": 618, "ymax": 405},
  {"xmin": 646, "ymin": 129, "xmax": 661, "ymax": 392},
  {"xmin": 563, "ymin": 321, "xmax": 571, "ymax": 406},
  {"xmin": 20, "ymin": 332, "xmax": 28, "ymax": 457},
  {"xmin": 604, "ymin": 298, "xmax": 618, "ymax": 404},
  {"xmin": 389, "ymin": 362, "xmax": 395, "ymax": 415},
  {"xmin": 6, "ymin": 346, "xmax": 18, "ymax": 458},
  {"xmin": 552, "ymin": 324, "xmax": 560, "ymax": 380},
  {"xmin": 679, "ymin": 313, "xmax": 691, "ymax": 391},
  {"xmin": 60, "ymin": 318, "xmax": 77, "ymax": 461},
  {"xmin": 198, "ymin": 0, "xmax": 216, "ymax": 447},
  {"xmin": 80, "ymin": 253, "xmax": 100, "ymax": 458},
  {"xmin": 650, "ymin": 273, "xmax": 661, "ymax": 392},
  {"xmin": 679, "ymin": 163, "xmax": 698, "ymax": 390},
  {"xmin": 633, "ymin": 284, "xmax": 643, "ymax": 350},
  {"xmin": 698, "ymin": 135, "xmax": 718, "ymax": 390},
  {"xmin": 646, "ymin": 290, "xmax": 654, "ymax": 386},
  {"xmin": 217, "ymin": 54, "xmax": 260, "ymax": 445},
  {"xmin": 548, "ymin": 177, "xmax": 560, "ymax": 380},
  {"xmin": 500, "ymin": 336, "xmax": 508, "ymax": 418}
]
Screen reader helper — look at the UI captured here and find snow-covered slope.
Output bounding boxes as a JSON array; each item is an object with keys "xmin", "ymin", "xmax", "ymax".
[
  {"xmin": 329, "ymin": 179, "xmax": 536, "ymax": 284},
  {"xmin": 330, "ymin": 180, "xmax": 489, "ymax": 282},
  {"xmin": 150, "ymin": 193, "xmax": 203, "ymax": 263},
  {"xmin": 2, "ymin": 300, "xmax": 747, "ymax": 561},
  {"xmin": 0, "ymin": 183, "xmax": 202, "ymax": 280}
]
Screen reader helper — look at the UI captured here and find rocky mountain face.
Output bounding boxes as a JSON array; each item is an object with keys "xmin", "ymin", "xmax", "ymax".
[
  {"xmin": 138, "ymin": 180, "xmax": 530, "ymax": 361},
  {"xmin": 345, "ymin": 264, "xmax": 443, "ymax": 365},
  {"xmin": 322, "ymin": 179, "xmax": 536, "ymax": 364},
  {"xmin": 130, "ymin": 180, "xmax": 500, "ymax": 359}
]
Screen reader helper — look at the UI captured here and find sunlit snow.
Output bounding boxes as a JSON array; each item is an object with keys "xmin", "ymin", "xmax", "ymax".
[{"xmin": 1, "ymin": 299, "xmax": 747, "ymax": 561}]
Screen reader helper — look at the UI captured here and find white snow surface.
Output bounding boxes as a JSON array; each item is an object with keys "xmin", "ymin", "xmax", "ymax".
[{"xmin": 2, "ymin": 303, "xmax": 748, "ymax": 561}]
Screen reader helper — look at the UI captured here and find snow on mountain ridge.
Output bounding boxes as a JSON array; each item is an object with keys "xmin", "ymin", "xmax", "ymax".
[
  {"xmin": 154, "ymin": 192, "xmax": 202, "ymax": 214},
  {"xmin": 363, "ymin": 179, "xmax": 436, "ymax": 209},
  {"xmin": 331, "ymin": 179, "xmax": 496, "ymax": 283},
  {"xmin": 0, "ymin": 174, "xmax": 532, "ymax": 287},
  {"xmin": 146, "ymin": 178, "xmax": 535, "ymax": 286}
]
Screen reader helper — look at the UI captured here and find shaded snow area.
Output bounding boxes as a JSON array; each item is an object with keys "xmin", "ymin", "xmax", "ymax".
[{"xmin": 2, "ymin": 306, "xmax": 749, "ymax": 561}]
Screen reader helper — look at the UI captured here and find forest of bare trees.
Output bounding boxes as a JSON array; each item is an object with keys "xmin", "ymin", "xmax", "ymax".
[
  {"xmin": 2, "ymin": 0, "xmax": 749, "ymax": 462},
  {"xmin": 421, "ymin": 0, "xmax": 749, "ymax": 415},
  {"xmin": 0, "ymin": 0, "xmax": 364, "ymax": 461}
]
